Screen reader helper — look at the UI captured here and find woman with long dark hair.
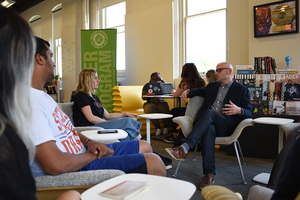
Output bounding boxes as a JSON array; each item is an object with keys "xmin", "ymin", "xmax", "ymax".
[{"xmin": 164, "ymin": 63, "xmax": 206, "ymax": 144}]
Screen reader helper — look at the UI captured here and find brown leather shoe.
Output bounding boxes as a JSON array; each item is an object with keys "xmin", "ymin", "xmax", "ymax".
[
  {"xmin": 198, "ymin": 174, "xmax": 215, "ymax": 190},
  {"xmin": 165, "ymin": 146, "xmax": 187, "ymax": 161}
]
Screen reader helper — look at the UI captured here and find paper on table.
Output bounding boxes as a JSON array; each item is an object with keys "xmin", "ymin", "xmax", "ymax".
[{"xmin": 100, "ymin": 180, "xmax": 148, "ymax": 200}]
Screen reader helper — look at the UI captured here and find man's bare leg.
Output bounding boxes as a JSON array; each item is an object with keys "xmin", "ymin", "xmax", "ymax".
[
  {"xmin": 139, "ymin": 140, "xmax": 153, "ymax": 153},
  {"xmin": 144, "ymin": 153, "xmax": 166, "ymax": 176}
]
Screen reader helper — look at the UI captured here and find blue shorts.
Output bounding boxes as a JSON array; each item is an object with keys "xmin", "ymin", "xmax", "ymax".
[{"xmin": 79, "ymin": 140, "xmax": 147, "ymax": 174}]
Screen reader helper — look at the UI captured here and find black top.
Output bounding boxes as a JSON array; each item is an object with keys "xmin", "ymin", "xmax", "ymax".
[
  {"xmin": 0, "ymin": 123, "xmax": 37, "ymax": 200},
  {"xmin": 73, "ymin": 92, "xmax": 104, "ymax": 126}
]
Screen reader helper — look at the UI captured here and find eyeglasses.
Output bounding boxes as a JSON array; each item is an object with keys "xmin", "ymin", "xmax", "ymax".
[{"xmin": 215, "ymin": 68, "xmax": 229, "ymax": 73}]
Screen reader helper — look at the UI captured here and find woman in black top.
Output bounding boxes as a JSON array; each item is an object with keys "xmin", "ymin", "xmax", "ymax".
[{"xmin": 73, "ymin": 69, "xmax": 142, "ymax": 141}]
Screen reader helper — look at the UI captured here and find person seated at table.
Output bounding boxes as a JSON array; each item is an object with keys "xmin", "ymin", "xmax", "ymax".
[
  {"xmin": 142, "ymin": 72, "xmax": 172, "ymax": 136},
  {"xmin": 72, "ymin": 68, "xmax": 142, "ymax": 141},
  {"xmin": 205, "ymin": 69, "xmax": 216, "ymax": 83},
  {"xmin": 30, "ymin": 37, "xmax": 166, "ymax": 178},
  {"xmin": 164, "ymin": 63, "xmax": 206, "ymax": 144},
  {"xmin": 0, "ymin": 6, "xmax": 80, "ymax": 200},
  {"xmin": 165, "ymin": 62, "xmax": 252, "ymax": 190}
]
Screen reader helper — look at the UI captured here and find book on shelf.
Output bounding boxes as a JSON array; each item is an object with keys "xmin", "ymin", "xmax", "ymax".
[
  {"xmin": 249, "ymin": 87, "xmax": 262, "ymax": 101},
  {"xmin": 254, "ymin": 57, "xmax": 262, "ymax": 74},
  {"xmin": 272, "ymin": 101, "xmax": 286, "ymax": 115},
  {"xmin": 237, "ymin": 70, "xmax": 254, "ymax": 74},
  {"xmin": 278, "ymin": 69, "xmax": 299, "ymax": 74},
  {"xmin": 252, "ymin": 101, "xmax": 259, "ymax": 114},
  {"xmin": 260, "ymin": 100, "xmax": 269, "ymax": 115},
  {"xmin": 233, "ymin": 74, "xmax": 242, "ymax": 84},
  {"xmin": 286, "ymin": 101, "xmax": 300, "ymax": 115},
  {"xmin": 100, "ymin": 180, "xmax": 148, "ymax": 200},
  {"xmin": 242, "ymin": 74, "xmax": 255, "ymax": 87},
  {"xmin": 262, "ymin": 82, "xmax": 269, "ymax": 101},
  {"xmin": 261, "ymin": 58, "xmax": 266, "ymax": 74},
  {"xmin": 252, "ymin": 100, "xmax": 267, "ymax": 115},
  {"xmin": 276, "ymin": 74, "xmax": 300, "ymax": 83},
  {"xmin": 236, "ymin": 65, "xmax": 254, "ymax": 74},
  {"xmin": 281, "ymin": 83, "xmax": 300, "ymax": 101},
  {"xmin": 268, "ymin": 101, "xmax": 273, "ymax": 115},
  {"xmin": 271, "ymin": 58, "xmax": 277, "ymax": 74},
  {"xmin": 253, "ymin": 56, "xmax": 277, "ymax": 74},
  {"xmin": 236, "ymin": 65, "xmax": 254, "ymax": 70},
  {"xmin": 268, "ymin": 82, "xmax": 275, "ymax": 101},
  {"xmin": 274, "ymin": 83, "xmax": 282, "ymax": 101}
]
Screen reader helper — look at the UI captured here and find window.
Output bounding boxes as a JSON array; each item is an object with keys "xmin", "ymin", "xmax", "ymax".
[
  {"xmin": 29, "ymin": 15, "xmax": 41, "ymax": 37},
  {"xmin": 184, "ymin": 0, "xmax": 227, "ymax": 72},
  {"xmin": 55, "ymin": 38, "xmax": 62, "ymax": 77},
  {"xmin": 101, "ymin": 2, "xmax": 126, "ymax": 71},
  {"xmin": 52, "ymin": 4, "xmax": 62, "ymax": 78}
]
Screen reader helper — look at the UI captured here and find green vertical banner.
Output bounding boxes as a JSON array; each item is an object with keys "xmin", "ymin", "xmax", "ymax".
[{"xmin": 81, "ymin": 29, "xmax": 117, "ymax": 113}]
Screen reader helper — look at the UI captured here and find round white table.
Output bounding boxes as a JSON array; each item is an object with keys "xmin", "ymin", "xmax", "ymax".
[
  {"xmin": 80, "ymin": 129, "xmax": 128, "ymax": 140},
  {"xmin": 253, "ymin": 117, "xmax": 294, "ymax": 154},
  {"xmin": 138, "ymin": 113, "xmax": 173, "ymax": 144},
  {"xmin": 253, "ymin": 117, "xmax": 294, "ymax": 185},
  {"xmin": 81, "ymin": 173, "xmax": 196, "ymax": 200}
]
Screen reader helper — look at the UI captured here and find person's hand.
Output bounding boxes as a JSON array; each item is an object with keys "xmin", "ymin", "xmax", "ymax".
[
  {"xmin": 87, "ymin": 140, "xmax": 114, "ymax": 159},
  {"xmin": 222, "ymin": 100, "xmax": 242, "ymax": 115},
  {"xmin": 126, "ymin": 112, "xmax": 139, "ymax": 118},
  {"xmin": 181, "ymin": 89, "xmax": 190, "ymax": 103},
  {"xmin": 157, "ymin": 74, "xmax": 166, "ymax": 83}
]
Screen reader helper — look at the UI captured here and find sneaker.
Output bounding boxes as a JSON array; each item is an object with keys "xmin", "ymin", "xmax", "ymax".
[
  {"xmin": 166, "ymin": 165, "xmax": 173, "ymax": 170},
  {"xmin": 155, "ymin": 129, "xmax": 162, "ymax": 136},
  {"xmin": 163, "ymin": 127, "xmax": 168, "ymax": 134},
  {"xmin": 164, "ymin": 135, "xmax": 175, "ymax": 144}
]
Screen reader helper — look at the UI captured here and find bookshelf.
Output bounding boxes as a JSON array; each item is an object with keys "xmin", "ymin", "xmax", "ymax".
[{"xmin": 234, "ymin": 73, "xmax": 300, "ymax": 116}]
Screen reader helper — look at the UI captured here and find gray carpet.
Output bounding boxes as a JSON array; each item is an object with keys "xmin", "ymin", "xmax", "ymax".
[{"xmin": 151, "ymin": 138, "xmax": 275, "ymax": 200}]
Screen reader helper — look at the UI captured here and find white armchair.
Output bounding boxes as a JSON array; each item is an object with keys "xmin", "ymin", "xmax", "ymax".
[{"xmin": 172, "ymin": 96, "xmax": 254, "ymax": 184}]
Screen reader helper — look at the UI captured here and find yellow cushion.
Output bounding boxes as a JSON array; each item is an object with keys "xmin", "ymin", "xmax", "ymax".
[
  {"xmin": 112, "ymin": 86, "xmax": 145, "ymax": 112},
  {"xmin": 201, "ymin": 185, "xmax": 242, "ymax": 200}
]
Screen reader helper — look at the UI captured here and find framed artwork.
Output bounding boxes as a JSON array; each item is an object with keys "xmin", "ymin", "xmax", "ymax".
[{"xmin": 254, "ymin": 0, "xmax": 299, "ymax": 37}]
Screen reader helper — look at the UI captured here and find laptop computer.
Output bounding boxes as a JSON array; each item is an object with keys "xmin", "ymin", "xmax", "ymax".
[{"xmin": 146, "ymin": 82, "xmax": 174, "ymax": 95}]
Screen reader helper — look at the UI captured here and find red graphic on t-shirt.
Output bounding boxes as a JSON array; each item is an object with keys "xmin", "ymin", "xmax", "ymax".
[
  {"xmin": 52, "ymin": 105, "xmax": 83, "ymax": 154},
  {"xmin": 93, "ymin": 101, "xmax": 102, "ymax": 108},
  {"xmin": 52, "ymin": 106, "xmax": 72, "ymax": 131}
]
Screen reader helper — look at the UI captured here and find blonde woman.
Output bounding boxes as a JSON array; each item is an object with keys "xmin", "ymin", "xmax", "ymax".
[{"xmin": 73, "ymin": 69, "xmax": 142, "ymax": 141}]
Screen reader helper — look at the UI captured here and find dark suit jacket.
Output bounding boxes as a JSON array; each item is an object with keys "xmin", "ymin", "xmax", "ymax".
[{"xmin": 187, "ymin": 79, "xmax": 253, "ymax": 134}]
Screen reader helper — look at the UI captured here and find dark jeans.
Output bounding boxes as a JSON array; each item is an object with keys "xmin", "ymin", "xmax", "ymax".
[{"xmin": 182, "ymin": 109, "xmax": 229, "ymax": 175}]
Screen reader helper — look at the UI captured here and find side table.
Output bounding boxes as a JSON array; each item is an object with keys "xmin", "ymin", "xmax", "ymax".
[
  {"xmin": 81, "ymin": 173, "xmax": 196, "ymax": 200},
  {"xmin": 80, "ymin": 129, "xmax": 128, "ymax": 141},
  {"xmin": 252, "ymin": 117, "xmax": 294, "ymax": 185},
  {"xmin": 253, "ymin": 117, "xmax": 294, "ymax": 154},
  {"xmin": 139, "ymin": 113, "xmax": 173, "ymax": 144}
]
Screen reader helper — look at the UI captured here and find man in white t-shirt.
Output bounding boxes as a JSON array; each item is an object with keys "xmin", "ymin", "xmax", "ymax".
[{"xmin": 30, "ymin": 37, "xmax": 166, "ymax": 177}]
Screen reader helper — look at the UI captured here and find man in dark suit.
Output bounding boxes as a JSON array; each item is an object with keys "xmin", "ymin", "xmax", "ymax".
[{"xmin": 165, "ymin": 62, "xmax": 252, "ymax": 190}]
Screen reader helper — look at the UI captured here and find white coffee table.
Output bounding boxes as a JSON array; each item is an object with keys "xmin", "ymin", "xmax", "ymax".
[
  {"xmin": 81, "ymin": 173, "xmax": 196, "ymax": 200},
  {"xmin": 253, "ymin": 117, "xmax": 294, "ymax": 154},
  {"xmin": 139, "ymin": 113, "xmax": 173, "ymax": 144},
  {"xmin": 80, "ymin": 129, "xmax": 128, "ymax": 140},
  {"xmin": 253, "ymin": 117, "xmax": 294, "ymax": 184}
]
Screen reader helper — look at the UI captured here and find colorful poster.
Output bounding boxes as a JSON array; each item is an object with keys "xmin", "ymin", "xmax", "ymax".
[{"xmin": 81, "ymin": 29, "xmax": 117, "ymax": 112}]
